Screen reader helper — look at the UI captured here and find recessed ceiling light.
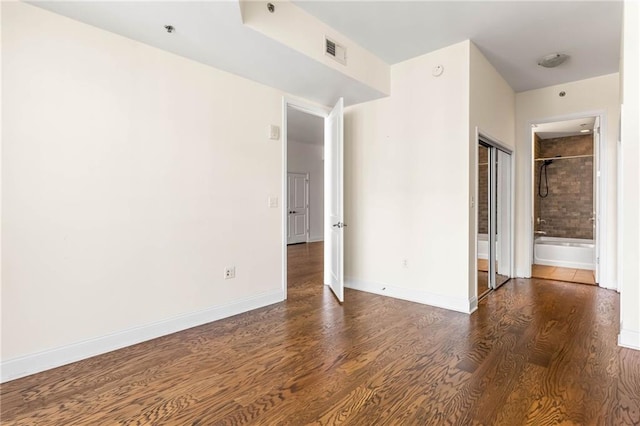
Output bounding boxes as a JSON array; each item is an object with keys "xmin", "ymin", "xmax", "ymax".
[
  {"xmin": 580, "ymin": 129, "xmax": 591, "ymax": 133},
  {"xmin": 538, "ymin": 53, "xmax": 569, "ymax": 68}
]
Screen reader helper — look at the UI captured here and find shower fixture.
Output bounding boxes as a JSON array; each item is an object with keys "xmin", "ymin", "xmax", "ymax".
[
  {"xmin": 538, "ymin": 156, "xmax": 562, "ymax": 198},
  {"xmin": 538, "ymin": 160, "xmax": 552, "ymax": 198}
]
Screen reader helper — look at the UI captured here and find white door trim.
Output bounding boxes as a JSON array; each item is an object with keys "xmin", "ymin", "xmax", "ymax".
[
  {"xmin": 282, "ymin": 97, "xmax": 330, "ymax": 300},
  {"xmin": 523, "ymin": 110, "xmax": 609, "ymax": 288}
]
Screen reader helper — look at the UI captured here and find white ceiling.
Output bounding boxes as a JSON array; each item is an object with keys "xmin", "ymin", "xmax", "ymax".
[
  {"xmin": 294, "ymin": 1, "xmax": 623, "ymax": 92},
  {"xmin": 28, "ymin": 1, "xmax": 387, "ymax": 107},
  {"xmin": 535, "ymin": 117, "xmax": 597, "ymax": 139},
  {"xmin": 287, "ymin": 107, "xmax": 324, "ymax": 145},
  {"xmin": 30, "ymin": 0, "xmax": 623, "ymax": 106}
]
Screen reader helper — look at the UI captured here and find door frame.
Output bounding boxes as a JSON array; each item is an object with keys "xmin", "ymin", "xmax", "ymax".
[
  {"xmin": 282, "ymin": 97, "xmax": 330, "ymax": 300},
  {"xmin": 524, "ymin": 110, "xmax": 607, "ymax": 287},
  {"xmin": 287, "ymin": 172, "xmax": 310, "ymax": 245}
]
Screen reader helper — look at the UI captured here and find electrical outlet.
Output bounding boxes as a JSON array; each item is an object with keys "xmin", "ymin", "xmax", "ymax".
[
  {"xmin": 224, "ymin": 266, "xmax": 236, "ymax": 279},
  {"xmin": 402, "ymin": 259, "xmax": 408, "ymax": 268}
]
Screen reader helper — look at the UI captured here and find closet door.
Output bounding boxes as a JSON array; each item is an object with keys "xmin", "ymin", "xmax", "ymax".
[
  {"xmin": 478, "ymin": 143, "xmax": 491, "ymax": 297},
  {"xmin": 493, "ymin": 149, "xmax": 512, "ymax": 289}
]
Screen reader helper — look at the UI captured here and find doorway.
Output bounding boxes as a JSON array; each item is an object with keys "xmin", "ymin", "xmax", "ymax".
[
  {"xmin": 477, "ymin": 135, "xmax": 513, "ymax": 299},
  {"xmin": 529, "ymin": 116, "xmax": 600, "ymax": 285},
  {"xmin": 283, "ymin": 98, "xmax": 345, "ymax": 303}
]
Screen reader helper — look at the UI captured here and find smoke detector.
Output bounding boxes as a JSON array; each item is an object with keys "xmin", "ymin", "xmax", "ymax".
[{"xmin": 537, "ymin": 53, "xmax": 569, "ymax": 68}]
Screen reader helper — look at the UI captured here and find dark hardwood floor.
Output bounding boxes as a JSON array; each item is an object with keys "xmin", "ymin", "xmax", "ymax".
[{"xmin": 2, "ymin": 242, "xmax": 639, "ymax": 425}]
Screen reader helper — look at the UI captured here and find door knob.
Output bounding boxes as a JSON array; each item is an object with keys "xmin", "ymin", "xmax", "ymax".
[{"xmin": 332, "ymin": 222, "xmax": 347, "ymax": 228}]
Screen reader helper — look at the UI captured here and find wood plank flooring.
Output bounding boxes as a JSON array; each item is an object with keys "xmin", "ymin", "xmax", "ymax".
[{"xmin": 2, "ymin": 242, "xmax": 639, "ymax": 425}]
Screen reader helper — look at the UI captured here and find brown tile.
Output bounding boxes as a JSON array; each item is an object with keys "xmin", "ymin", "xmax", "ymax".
[
  {"xmin": 532, "ymin": 265, "xmax": 556, "ymax": 279},
  {"xmin": 573, "ymin": 269, "xmax": 596, "ymax": 285},
  {"xmin": 532, "ymin": 264, "xmax": 596, "ymax": 286}
]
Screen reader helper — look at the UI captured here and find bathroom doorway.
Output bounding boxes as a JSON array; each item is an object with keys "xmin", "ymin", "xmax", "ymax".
[
  {"xmin": 477, "ymin": 135, "xmax": 513, "ymax": 299},
  {"xmin": 530, "ymin": 117, "xmax": 599, "ymax": 285}
]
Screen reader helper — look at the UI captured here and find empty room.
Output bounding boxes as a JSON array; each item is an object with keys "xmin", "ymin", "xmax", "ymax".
[{"xmin": 2, "ymin": 0, "xmax": 639, "ymax": 424}]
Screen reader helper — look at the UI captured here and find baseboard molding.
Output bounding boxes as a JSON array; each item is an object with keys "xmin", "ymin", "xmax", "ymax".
[
  {"xmin": 1, "ymin": 290, "xmax": 284, "ymax": 383},
  {"xmin": 598, "ymin": 280, "xmax": 618, "ymax": 291},
  {"xmin": 618, "ymin": 328, "xmax": 640, "ymax": 350},
  {"xmin": 345, "ymin": 278, "xmax": 476, "ymax": 314},
  {"xmin": 468, "ymin": 296, "xmax": 478, "ymax": 313},
  {"xmin": 307, "ymin": 237, "xmax": 324, "ymax": 243}
]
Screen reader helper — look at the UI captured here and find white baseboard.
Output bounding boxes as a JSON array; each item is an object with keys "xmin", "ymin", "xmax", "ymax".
[
  {"xmin": 345, "ymin": 278, "xmax": 476, "ymax": 314},
  {"xmin": 468, "ymin": 296, "xmax": 478, "ymax": 313},
  {"xmin": 598, "ymin": 279, "xmax": 618, "ymax": 291},
  {"xmin": 618, "ymin": 328, "xmax": 640, "ymax": 350},
  {"xmin": 307, "ymin": 236, "xmax": 324, "ymax": 243},
  {"xmin": 1, "ymin": 290, "xmax": 284, "ymax": 383},
  {"xmin": 515, "ymin": 266, "xmax": 532, "ymax": 278}
]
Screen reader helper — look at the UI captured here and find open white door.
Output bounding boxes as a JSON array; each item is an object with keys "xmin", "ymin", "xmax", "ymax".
[{"xmin": 324, "ymin": 98, "xmax": 344, "ymax": 302}]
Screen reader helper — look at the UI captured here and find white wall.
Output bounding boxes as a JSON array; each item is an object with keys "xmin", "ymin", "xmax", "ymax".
[
  {"xmin": 287, "ymin": 140, "xmax": 324, "ymax": 242},
  {"xmin": 469, "ymin": 43, "xmax": 516, "ymax": 151},
  {"xmin": 468, "ymin": 42, "xmax": 516, "ymax": 298},
  {"xmin": 619, "ymin": 0, "xmax": 640, "ymax": 350},
  {"xmin": 0, "ymin": 1, "xmax": 4, "ymax": 363},
  {"xmin": 2, "ymin": 2, "xmax": 285, "ymax": 380},
  {"xmin": 514, "ymin": 74, "xmax": 621, "ymax": 286},
  {"xmin": 344, "ymin": 41, "xmax": 473, "ymax": 313}
]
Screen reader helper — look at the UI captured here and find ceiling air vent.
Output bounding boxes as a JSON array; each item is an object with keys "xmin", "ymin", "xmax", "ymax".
[{"xmin": 325, "ymin": 37, "xmax": 346, "ymax": 65}]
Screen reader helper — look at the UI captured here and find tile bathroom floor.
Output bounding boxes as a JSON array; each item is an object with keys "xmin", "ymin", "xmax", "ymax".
[{"xmin": 531, "ymin": 264, "xmax": 596, "ymax": 285}]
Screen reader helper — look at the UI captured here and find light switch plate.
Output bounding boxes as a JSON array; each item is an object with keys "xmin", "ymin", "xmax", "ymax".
[
  {"xmin": 269, "ymin": 125, "xmax": 280, "ymax": 140},
  {"xmin": 268, "ymin": 196, "xmax": 278, "ymax": 208}
]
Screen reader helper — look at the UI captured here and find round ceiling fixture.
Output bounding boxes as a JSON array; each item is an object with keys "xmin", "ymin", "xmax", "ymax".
[{"xmin": 537, "ymin": 53, "xmax": 569, "ymax": 68}]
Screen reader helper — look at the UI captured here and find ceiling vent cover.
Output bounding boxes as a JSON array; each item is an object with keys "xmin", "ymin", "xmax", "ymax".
[{"xmin": 325, "ymin": 37, "xmax": 346, "ymax": 65}]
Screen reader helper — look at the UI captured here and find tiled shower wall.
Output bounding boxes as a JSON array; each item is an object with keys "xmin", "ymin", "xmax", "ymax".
[
  {"xmin": 478, "ymin": 145, "xmax": 489, "ymax": 235},
  {"xmin": 534, "ymin": 134, "xmax": 594, "ymax": 240}
]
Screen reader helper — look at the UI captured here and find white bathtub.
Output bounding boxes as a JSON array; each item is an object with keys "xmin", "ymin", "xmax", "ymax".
[
  {"xmin": 477, "ymin": 234, "xmax": 488, "ymax": 259},
  {"xmin": 534, "ymin": 236, "xmax": 595, "ymax": 270},
  {"xmin": 477, "ymin": 234, "xmax": 500, "ymax": 260}
]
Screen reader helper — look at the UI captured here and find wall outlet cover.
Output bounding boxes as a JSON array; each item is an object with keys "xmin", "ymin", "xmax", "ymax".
[{"xmin": 224, "ymin": 266, "xmax": 236, "ymax": 279}]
